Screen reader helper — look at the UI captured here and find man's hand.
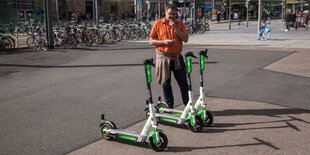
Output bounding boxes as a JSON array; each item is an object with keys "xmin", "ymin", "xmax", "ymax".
[
  {"xmin": 168, "ymin": 19, "xmax": 188, "ymax": 43},
  {"xmin": 150, "ymin": 37, "xmax": 175, "ymax": 46},
  {"xmin": 169, "ymin": 19, "xmax": 177, "ymax": 29},
  {"xmin": 164, "ymin": 39, "xmax": 175, "ymax": 46}
]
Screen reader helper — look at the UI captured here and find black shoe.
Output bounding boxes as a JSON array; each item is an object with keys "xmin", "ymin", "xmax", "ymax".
[
  {"xmin": 168, "ymin": 103, "xmax": 174, "ymax": 109},
  {"xmin": 166, "ymin": 101, "xmax": 174, "ymax": 109}
]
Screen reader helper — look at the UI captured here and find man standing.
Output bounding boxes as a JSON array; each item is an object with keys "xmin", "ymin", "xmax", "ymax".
[{"xmin": 149, "ymin": 4, "xmax": 189, "ymax": 108}]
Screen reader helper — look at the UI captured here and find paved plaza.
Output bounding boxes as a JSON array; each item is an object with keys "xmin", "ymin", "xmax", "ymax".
[{"xmin": 0, "ymin": 20, "xmax": 310, "ymax": 155}]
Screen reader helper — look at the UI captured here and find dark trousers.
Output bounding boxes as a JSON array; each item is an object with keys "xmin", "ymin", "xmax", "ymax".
[{"xmin": 162, "ymin": 56, "xmax": 189, "ymax": 108}]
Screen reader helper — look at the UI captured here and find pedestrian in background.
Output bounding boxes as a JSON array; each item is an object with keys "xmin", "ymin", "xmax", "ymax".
[
  {"xmin": 149, "ymin": 4, "xmax": 189, "ymax": 108},
  {"xmin": 237, "ymin": 11, "xmax": 242, "ymax": 25},
  {"xmin": 217, "ymin": 12, "xmax": 221, "ymax": 23},
  {"xmin": 302, "ymin": 10, "xmax": 309, "ymax": 29}
]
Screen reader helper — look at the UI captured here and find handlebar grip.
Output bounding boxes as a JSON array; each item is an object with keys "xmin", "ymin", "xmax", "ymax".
[
  {"xmin": 199, "ymin": 49, "xmax": 208, "ymax": 59},
  {"xmin": 185, "ymin": 51, "xmax": 197, "ymax": 58},
  {"xmin": 143, "ymin": 58, "xmax": 155, "ymax": 67}
]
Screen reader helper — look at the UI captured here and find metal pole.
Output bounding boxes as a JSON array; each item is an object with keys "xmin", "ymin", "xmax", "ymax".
[
  {"xmin": 257, "ymin": 0, "xmax": 262, "ymax": 39},
  {"xmin": 44, "ymin": 0, "xmax": 54, "ymax": 49},
  {"xmin": 95, "ymin": 0, "xmax": 98, "ymax": 26},
  {"xmin": 212, "ymin": 0, "xmax": 214, "ymax": 13},
  {"xmin": 158, "ymin": 0, "xmax": 161, "ymax": 18},
  {"xmin": 93, "ymin": 0, "xmax": 95, "ymax": 25},
  {"xmin": 246, "ymin": 0, "xmax": 249, "ymax": 27},
  {"xmin": 194, "ymin": 0, "xmax": 196, "ymax": 25},
  {"xmin": 55, "ymin": 0, "xmax": 59, "ymax": 25},
  {"xmin": 165, "ymin": 0, "xmax": 167, "ymax": 10},
  {"xmin": 282, "ymin": 0, "xmax": 284, "ymax": 22},
  {"xmin": 15, "ymin": 0, "xmax": 19, "ymax": 48},
  {"xmin": 183, "ymin": 2, "xmax": 185, "ymax": 23},
  {"xmin": 229, "ymin": 0, "xmax": 231, "ymax": 29},
  {"xmin": 146, "ymin": 0, "xmax": 150, "ymax": 22}
]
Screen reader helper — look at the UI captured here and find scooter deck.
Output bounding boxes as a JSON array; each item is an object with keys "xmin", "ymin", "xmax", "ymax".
[
  {"xmin": 155, "ymin": 113, "xmax": 183, "ymax": 124},
  {"xmin": 160, "ymin": 108, "xmax": 183, "ymax": 114},
  {"xmin": 109, "ymin": 129, "xmax": 141, "ymax": 138}
]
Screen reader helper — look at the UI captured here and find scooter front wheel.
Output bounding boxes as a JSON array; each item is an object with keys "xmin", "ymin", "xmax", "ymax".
[
  {"xmin": 204, "ymin": 111, "xmax": 214, "ymax": 127},
  {"xmin": 148, "ymin": 132, "xmax": 168, "ymax": 152},
  {"xmin": 188, "ymin": 116, "xmax": 204, "ymax": 132}
]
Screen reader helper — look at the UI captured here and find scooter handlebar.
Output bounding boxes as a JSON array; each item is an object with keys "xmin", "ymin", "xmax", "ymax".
[
  {"xmin": 199, "ymin": 49, "xmax": 208, "ymax": 59},
  {"xmin": 143, "ymin": 58, "xmax": 155, "ymax": 67},
  {"xmin": 185, "ymin": 51, "xmax": 197, "ymax": 58}
]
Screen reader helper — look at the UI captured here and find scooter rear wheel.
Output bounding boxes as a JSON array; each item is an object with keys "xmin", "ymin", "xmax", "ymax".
[
  {"xmin": 148, "ymin": 132, "xmax": 168, "ymax": 152},
  {"xmin": 101, "ymin": 121, "xmax": 116, "ymax": 140},
  {"xmin": 204, "ymin": 111, "xmax": 214, "ymax": 127},
  {"xmin": 156, "ymin": 102, "xmax": 169, "ymax": 113}
]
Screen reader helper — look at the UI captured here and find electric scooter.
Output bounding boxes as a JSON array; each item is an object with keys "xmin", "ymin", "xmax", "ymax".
[
  {"xmin": 156, "ymin": 49, "xmax": 214, "ymax": 127},
  {"xmin": 100, "ymin": 59, "xmax": 168, "ymax": 151},
  {"xmin": 147, "ymin": 51, "xmax": 205, "ymax": 132}
]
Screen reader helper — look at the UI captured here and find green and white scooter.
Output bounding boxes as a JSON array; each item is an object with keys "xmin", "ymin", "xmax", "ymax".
[
  {"xmin": 157, "ymin": 49, "xmax": 214, "ymax": 127},
  {"xmin": 100, "ymin": 59, "xmax": 168, "ymax": 152},
  {"xmin": 147, "ymin": 52, "xmax": 204, "ymax": 132}
]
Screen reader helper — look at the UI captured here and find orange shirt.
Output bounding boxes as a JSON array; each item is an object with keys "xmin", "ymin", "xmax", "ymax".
[{"xmin": 150, "ymin": 18, "xmax": 187, "ymax": 54}]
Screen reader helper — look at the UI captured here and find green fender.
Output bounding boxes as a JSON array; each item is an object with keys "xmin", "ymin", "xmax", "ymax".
[
  {"xmin": 147, "ymin": 129, "xmax": 164, "ymax": 145},
  {"xmin": 197, "ymin": 109, "xmax": 206, "ymax": 120},
  {"xmin": 187, "ymin": 115, "xmax": 196, "ymax": 127},
  {"xmin": 197, "ymin": 109, "xmax": 211, "ymax": 120}
]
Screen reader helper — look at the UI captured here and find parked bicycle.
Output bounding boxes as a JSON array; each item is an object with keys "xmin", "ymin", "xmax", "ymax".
[
  {"xmin": 0, "ymin": 30, "xmax": 16, "ymax": 51},
  {"xmin": 257, "ymin": 21, "xmax": 271, "ymax": 41},
  {"xmin": 26, "ymin": 28, "xmax": 48, "ymax": 51}
]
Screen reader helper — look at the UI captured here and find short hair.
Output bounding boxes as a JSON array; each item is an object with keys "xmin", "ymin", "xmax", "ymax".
[{"xmin": 166, "ymin": 4, "xmax": 177, "ymax": 11}]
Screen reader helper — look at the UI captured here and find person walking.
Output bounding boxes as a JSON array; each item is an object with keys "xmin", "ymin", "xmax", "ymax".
[
  {"xmin": 217, "ymin": 11, "xmax": 221, "ymax": 23},
  {"xmin": 302, "ymin": 10, "xmax": 309, "ymax": 29},
  {"xmin": 149, "ymin": 4, "xmax": 189, "ymax": 108},
  {"xmin": 237, "ymin": 11, "xmax": 242, "ymax": 26}
]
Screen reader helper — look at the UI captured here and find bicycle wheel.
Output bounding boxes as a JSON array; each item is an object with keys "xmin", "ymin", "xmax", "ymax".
[
  {"xmin": 131, "ymin": 31, "xmax": 139, "ymax": 40},
  {"xmin": 205, "ymin": 23, "xmax": 210, "ymax": 31},
  {"xmin": 121, "ymin": 30, "xmax": 130, "ymax": 40},
  {"xmin": 103, "ymin": 31, "xmax": 113, "ymax": 43},
  {"xmin": 262, "ymin": 31, "xmax": 271, "ymax": 40},
  {"xmin": 1, "ymin": 38, "xmax": 13, "ymax": 51},
  {"xmin": 64, "ymin": 35, "xmax": 77, "ymax": 49},
  {"xmin": 83, "ymin": 35, "xmax": 93, "ymax": 46},
  {"xmin": 40, "ymin": 37, "xmax": 48, "ymax": 51},
  {"xmin": 7, "ymin": 36, "xmax": 16, "ymax": 48},
  {"xmin": 91, "ymin": 34, "xmax": 99, "ymax": 45},
  {"xmin": 26, "ymin": 37, "xmax": 36, "ymax": 48},
  {"xmin": 257, "ymin": 29, "xmax": 264, "ymax": 40},
  {"xmin": 197, "ymin": 25, "xmax": 206, "ymax": 33}
]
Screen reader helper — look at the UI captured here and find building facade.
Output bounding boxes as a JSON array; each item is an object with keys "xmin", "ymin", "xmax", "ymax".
[{"xmin": 1, "ymin": 0, "xmax": 309, "ymax": 24}]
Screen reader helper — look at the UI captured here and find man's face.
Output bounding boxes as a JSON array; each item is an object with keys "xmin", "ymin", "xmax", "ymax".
[{"xmin": 165, "ymin": 8, "xmax": 176, "ymax": 21}]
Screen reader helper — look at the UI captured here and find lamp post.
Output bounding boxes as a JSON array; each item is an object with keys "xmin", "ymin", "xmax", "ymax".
[
  {"xmin": 229, "ymin": 0, "xmax": 231, "ymax": 30},
  {"xmin": 282, "ymin": 0, "xmax": 284, "ymax": 22},
  {"xmin": 146, "ymin": 0, "xmax": 150, "ymax": 22},
  {"xmin": 158, "ymin": 0, "xmax": 161, "ymax": 18},
  {"xmin": 246, "ymin": 0, "xmax": 249, "ymax": 27},
  {"xmin": 92, "ymin": 0, "xmax": 98, "ymax": 26},
  {"xmin": 55, "ymin": 0, "xmax": 59, "ymax": 25},
  {"xmin": 43, "ymin": 0, "xmax": 54, "ymax": 49},
  {"xmin": 95, "ymin": 0, "xmax": 98, "ymax": 26},
  {"xmin": 257, "ymin": 0, "xmax": 262, "ymax": 39}
]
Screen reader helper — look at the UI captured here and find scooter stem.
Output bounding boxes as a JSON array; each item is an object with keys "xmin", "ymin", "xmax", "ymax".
[
  {"xmin": 144, "ymin": 59, "xmax": 157, "ymax": 127},
  {"xmin": 185, "ymin": 52, "xmax": 197, "ymax": 113},
  {"xmin": 199, "ymin": 49, "xmax": 208, "ymax": 87}
]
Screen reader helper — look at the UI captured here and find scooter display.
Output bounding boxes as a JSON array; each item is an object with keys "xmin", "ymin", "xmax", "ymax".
[
  {"xmin": 156, "ymin": 49, "xmax": 214, "ymax": 127},
  {"xmin": 100, "ymin": 59, "xmax": 168, "ymax": 151}
]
